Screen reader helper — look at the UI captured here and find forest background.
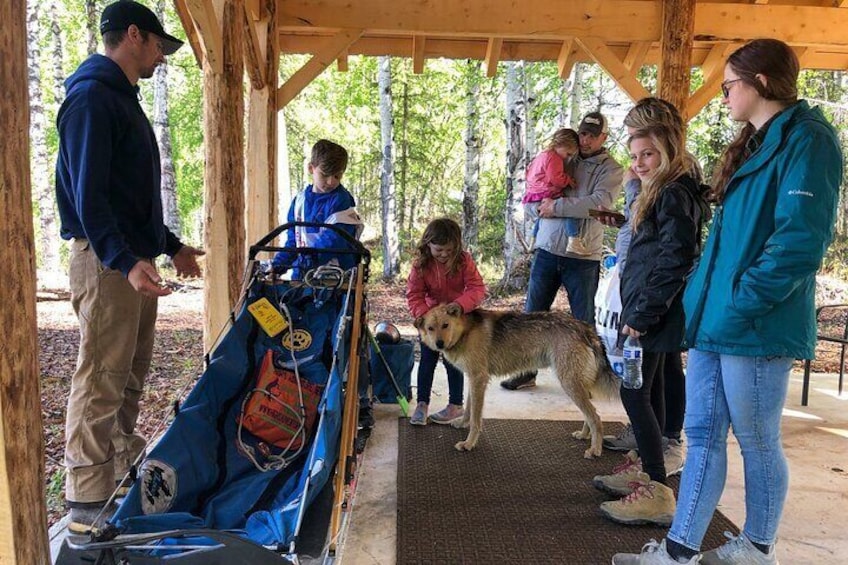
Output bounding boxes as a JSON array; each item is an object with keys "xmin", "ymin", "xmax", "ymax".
[{"xmin": 27, "ymin": 0, "xmax": 848, "ymax": 286}]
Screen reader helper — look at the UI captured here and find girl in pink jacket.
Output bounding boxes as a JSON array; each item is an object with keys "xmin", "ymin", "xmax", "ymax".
[{"xmin": 406, "ymin": 218, "xmax": 487, "ymax": 426}]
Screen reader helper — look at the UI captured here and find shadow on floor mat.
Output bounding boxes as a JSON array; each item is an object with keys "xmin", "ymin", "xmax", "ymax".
[{"xmin": 397, "ymin": 419, "xmax": 738, "ymax": 565}]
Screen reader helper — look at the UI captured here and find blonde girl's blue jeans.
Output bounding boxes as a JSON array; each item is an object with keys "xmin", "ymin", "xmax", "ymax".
[{"xmin": 668, "ymin": 349, "xmax": 793, "ymax": 550}]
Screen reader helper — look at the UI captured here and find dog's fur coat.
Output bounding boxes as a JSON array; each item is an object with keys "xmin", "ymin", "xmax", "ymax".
[{"xmin": 415, "ymin": 304, "xmax": 619, "ymax": 457}]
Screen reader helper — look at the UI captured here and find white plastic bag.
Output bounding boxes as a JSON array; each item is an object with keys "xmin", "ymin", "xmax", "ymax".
[{"xmin": 595, "ymin": 263, "xmax": 624, "ymax": 377}]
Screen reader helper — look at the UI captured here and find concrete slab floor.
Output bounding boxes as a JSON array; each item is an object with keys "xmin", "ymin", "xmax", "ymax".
[{"xmin": 339, "ymin": 367, "xmax": 848, "ymax": 565}]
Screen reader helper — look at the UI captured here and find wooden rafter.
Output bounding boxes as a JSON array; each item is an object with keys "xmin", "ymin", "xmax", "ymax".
[
  {"xmin": 576, "ymin": 36, "xmax": 651, "ymax": 102},
  {"xmin": 484, "ymin": 37, "xmax": 502, "ymax": 77},
  {"xmin": 413, "ymin": 35, "xmax": 426, "ymax": 74},
  {"xmin": 556, "ymin": 37, "xmax": 576, "ymax": 79},
  {"xmin": 185, "ymin": 0, "xmax": 224, "ymax": 72},
  {"xmin": 173, "ymin": 0, "xmax": 203, "ymax": 68},
  {"xmin": 337, "ymin": 49, "xmax": 349, "ymax": 72},
  {"xmin": 276, "ymin": 29, "xmax": 363, "ymax": 109}
]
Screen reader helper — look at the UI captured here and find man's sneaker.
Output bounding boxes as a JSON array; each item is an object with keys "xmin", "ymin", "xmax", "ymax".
[
  {"xmin": 701, "ymin": 532, "xmax": 778, "ymax": 565},
  {"xmin": 500, "ymin": 373, "xmax": 536, "ymax": 391},
  {"xmin": 613, "ymin": 539, "xmax": 702, "ymax": 565},
  {"xmin": 409, "ymin": 402, "xmax": 428, "ymax": 426},
  {"xmin": 664, "ymin": 438, "xmax": 686, "ymax": 477},
  {"xmin": 429, "ymin": 404, "xmax": 464, "ymax": 424},
  {"xmin": 68, "ymin": 501, "xmax": 117, "ymax": 534},
  {"xmin": 593, "ymin": 451, "xmax": 650, "ymax": 496},
  {"xmin": 600, "ymin": 480, "xmax": 676, "ymax": 527},
  {"xmin": 604, "ymin": 424, "xmax": 638, "ymax": 451}
]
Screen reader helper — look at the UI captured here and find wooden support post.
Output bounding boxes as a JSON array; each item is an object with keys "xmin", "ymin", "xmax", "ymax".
[
  {"xmin": 412, "ymin": 35, "xmax": 426, "ymax": 74},
  {"xmin": 0, "ymin": 2, "xmax": 50, "ymax": 563},
  {"xmin": 246, "ymin": 0, "xmax": 279, "ymax": 248},
  {"xmin": 185, "ymin": 0, "xmax": 224, "ymax": 73},
  {"xmin": 576, "ymin": 36, "xmax": 651, "ymax": 102},
  {"xmin": 203, "ymin": 0, "xmax": 245, "ymax": 351},
  {"xmin": 337, "ymin": 49, "xmax": 349, "ymax": 72},
  {"xmin": 277, "ymin": 29, "xmax": 363, "ymax": 109},
  {"xmin": 658, "ymin": 0, "xmax": 695, "ymax": 120}
]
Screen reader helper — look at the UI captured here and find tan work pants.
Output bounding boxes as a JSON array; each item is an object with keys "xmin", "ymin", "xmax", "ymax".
[{"xmin": 64, "ymin": 239, "xmax": 157, "ymax": 503}]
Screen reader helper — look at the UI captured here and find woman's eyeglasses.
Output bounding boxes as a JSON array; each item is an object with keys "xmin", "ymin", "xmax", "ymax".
[{"xmin": 721, "ymin": 79, "xmax": 743, "ymax": 98}]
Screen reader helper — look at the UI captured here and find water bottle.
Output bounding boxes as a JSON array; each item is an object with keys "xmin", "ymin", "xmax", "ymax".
[{"xmin": 622, "ymin": 335, "xmax": 643, "ymax": 389}]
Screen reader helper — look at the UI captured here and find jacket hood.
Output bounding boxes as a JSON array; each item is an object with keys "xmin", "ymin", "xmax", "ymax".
[{"xmin": 64, "ymin": 54, "xmax": 138, "ymax": 98}]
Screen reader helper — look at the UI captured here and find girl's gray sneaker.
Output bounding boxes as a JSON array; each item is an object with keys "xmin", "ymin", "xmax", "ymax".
[
  {"xmin": 409, "ymin": 402, "xmax": 428, "ymax": 426},
  {"xmin": 612, "ymin": 539, "xmax": 701, "ymax": 564}
]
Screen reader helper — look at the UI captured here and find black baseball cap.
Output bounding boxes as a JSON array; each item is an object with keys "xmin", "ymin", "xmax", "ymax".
[
  {"xmin": 578, "ymin": 112, "xmax": 609, "ymax": 136},
  {"xmin": 100, "ymin": 1, "xmax": 184, "ymax": 55}
]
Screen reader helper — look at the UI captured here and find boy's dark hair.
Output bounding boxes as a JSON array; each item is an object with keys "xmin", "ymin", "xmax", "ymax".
[{"xmin": 310, "ymin": 139, "xmax": 349, "ymax": 177}]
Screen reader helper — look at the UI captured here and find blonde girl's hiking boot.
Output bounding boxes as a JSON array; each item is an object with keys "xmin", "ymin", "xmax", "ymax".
[
  {"xmin": 429, "ymin": 403, "xmax": 463, "ymax": 424},
  {"xmin": 409, "ymin": 402, "xmax": 428, "ymax": 425},
  {"xmin": 600, "ymin": 480, "xmax": 676, "ymax": 527},
  {"xmin": 612, "ymin": 539, "xmax": 702, "ymax": 564},
  {"xmin": 700, "ymin": 533, "xmax": 778, "ymax": 565}
]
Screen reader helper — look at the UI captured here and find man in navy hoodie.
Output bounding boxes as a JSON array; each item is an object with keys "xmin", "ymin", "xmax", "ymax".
[{"xmin": 55, "ymin": 0, "xmax": 203, "ymax": 533}]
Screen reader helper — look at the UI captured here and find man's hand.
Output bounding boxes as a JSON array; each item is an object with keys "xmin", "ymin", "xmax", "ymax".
[
  {"xmin": 172, "ymin": 245, "xmax": 205, "ymax": 278},
  {"xmin": 128, "ymin": 261, "xmax": 171, "ymax": 297},
  {"xmin": 621, "ymin": 324, "xmax": 644, "ymax": 338},
  {"xmin": 539, "ymin": 198, "xmax": 556, "ymax": 218}
]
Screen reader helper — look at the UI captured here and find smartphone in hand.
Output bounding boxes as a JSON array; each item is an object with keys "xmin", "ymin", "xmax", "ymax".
[{"xmin": 588, "ymin": 208, "xmax": 626, "ymax": 227}]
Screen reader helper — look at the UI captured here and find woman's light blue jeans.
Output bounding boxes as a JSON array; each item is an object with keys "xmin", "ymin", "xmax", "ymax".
[{"xmin": 668, "ymin": 349, "xmax": 793, "ymax": 550}]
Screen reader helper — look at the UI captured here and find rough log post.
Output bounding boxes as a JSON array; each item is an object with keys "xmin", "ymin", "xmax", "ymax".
[
  {"xmin": 658, "ymin": 0, "xmax": 695, "ymax": 121},
  {"xmin": 203, "ymin": 0, "xmax": 246, "ymax": 350},
  {"xmin": 246, "ymin": 0, "xmax": 279, "ymax": 247},
  {"xmin": 0, "ymin": 1, "xmax": 50, "ymax": 563}
]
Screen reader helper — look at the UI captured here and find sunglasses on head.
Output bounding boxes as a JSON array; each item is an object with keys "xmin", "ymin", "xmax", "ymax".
[{"xmin": 721, "ymin": 78, "xmax": 743, "ymax": 98}]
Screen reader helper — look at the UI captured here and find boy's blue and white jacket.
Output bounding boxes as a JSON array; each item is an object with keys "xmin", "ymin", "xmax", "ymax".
[{"xmin": 271, "ymin": 184, "xmax": 364, "ymax": 277}]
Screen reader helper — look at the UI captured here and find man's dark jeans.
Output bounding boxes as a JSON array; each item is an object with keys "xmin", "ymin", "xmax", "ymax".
[{"xmin": 525, "ymin": 249, "xmax": 600, "ymax": 323}]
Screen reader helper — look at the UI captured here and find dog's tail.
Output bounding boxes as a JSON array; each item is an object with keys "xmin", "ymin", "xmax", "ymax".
[{"xmin": 591, "ymin": 335, "xmax": 622, "ymax": 400}]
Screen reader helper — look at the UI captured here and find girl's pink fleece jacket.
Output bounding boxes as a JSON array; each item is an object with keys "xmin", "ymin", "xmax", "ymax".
[{"xmin": 406, "ymin": 251, "xmax": 487, "ymax": 318}]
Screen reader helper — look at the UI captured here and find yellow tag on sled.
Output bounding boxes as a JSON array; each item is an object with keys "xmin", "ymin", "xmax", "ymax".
[{"xmin": 247, "ymin": 298, "xmax": 289, "ymax": 337}]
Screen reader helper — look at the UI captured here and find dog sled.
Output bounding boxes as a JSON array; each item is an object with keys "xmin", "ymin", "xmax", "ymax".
[{"xmin": 56, "ymin": 222, "xmax": 371, "ymax": 564}]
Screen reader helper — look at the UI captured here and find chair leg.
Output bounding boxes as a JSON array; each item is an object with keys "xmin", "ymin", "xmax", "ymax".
[{"xmin": 802, "ymin": 359, "xmax": 812, "ymax": 407}]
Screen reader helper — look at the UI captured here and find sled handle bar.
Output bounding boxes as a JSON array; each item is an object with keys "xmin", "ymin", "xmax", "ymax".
[{"xmin": 249, "ymin": 221, "xmax": 369, "ymax": 261}]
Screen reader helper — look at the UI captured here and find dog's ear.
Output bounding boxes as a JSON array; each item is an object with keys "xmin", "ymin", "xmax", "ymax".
[
  {"xmin": 446, "ymin": 303, "xmax": 463, "ymax": 317},
  {"xmin": 413, "ymin": 316, "xmax": 425, "ymax": 329}
]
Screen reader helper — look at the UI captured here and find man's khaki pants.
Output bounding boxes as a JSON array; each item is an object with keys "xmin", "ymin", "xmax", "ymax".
[{"xmin": 64, "ymin": 239, "xmax": 157, "ymax": 504}]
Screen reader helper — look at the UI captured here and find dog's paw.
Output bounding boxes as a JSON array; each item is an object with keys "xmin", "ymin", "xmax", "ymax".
[
  {"xmin": 454, "ymin": 440, "xmax": 476, "ymax": 451},
  {"xmin": 583, "ymin": 445, "xmax": 603, "ymax": 459},
  {"xmin": 571, "ymin": 429, "xmax": 591, "ymax": 440}
]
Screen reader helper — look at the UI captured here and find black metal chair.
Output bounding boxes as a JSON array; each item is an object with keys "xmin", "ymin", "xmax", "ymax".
[{"xmin": 801, "ymin": 304, "xmax": 848, "ymax": 406}]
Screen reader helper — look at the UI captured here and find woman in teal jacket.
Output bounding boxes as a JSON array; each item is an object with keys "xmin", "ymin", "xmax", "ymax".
[{"xmin": 614, "ymin": 39, "xmax": 843, "ymax": 565}]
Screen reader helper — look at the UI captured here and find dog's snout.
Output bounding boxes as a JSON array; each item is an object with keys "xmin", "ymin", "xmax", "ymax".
[{"xmin": 435, "ymin": 339, "xmax": 444, "ymax": 349}]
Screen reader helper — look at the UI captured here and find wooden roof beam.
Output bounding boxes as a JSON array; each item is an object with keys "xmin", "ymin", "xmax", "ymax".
[
  {"xmin": 556, "ymin": 37, "xmax": 576, "ymax": 79},
  {"xmin": 277, "ymin": 28, "xmax": 363, "ymax": 109},
  {"xmin": 337, "ymin": 49, "xmax": 349, "ymax": 72},
  {"xmin": 686, "ymin": 42, "xmax": 738, "ymax": 120},
  {"xmin": 185, "ymin": 0, "xmax": 224, "ymax": 73},
  {"xmin": 576, "ymin": 36, "xmax": 651, "ymax": 102},
  {"xmin": 484, "ymin": 37, "xmax": 502, "ymax": 77},
  {"xmin": 413, "ymin": 35, "xmax": 426, "ymax": 74},
  {"xmin": 243, "ymin": 0, "xmax": 267, "ymax": 89}
]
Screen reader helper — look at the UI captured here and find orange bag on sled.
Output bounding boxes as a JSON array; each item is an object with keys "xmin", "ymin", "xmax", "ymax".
[{"xmin": 239, "ymin": 350, "xmax": 325, "ymax": 451}]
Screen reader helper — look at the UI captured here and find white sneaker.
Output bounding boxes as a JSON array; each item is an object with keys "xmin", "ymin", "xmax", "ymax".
[
  {"xmin": 612, "ymin": 538, "xmax": 702, "ymax": 564},
  {"xmin": 701, "ymin": 532, "xmax": 778, "ymax": 565}
]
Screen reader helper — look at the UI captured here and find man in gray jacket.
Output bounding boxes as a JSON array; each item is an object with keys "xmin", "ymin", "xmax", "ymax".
[{"xmin": 502, "ymin": 112, "xmax": 623, "ymax": 390}]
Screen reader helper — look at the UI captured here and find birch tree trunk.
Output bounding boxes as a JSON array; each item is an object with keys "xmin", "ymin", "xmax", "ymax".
[
  {"xmin": 86, "ymin": 0, "xmax": 98, "ymax": 55},
  {"xmin": 570, "ymin": 64, "xmax": 584, "ymax": 128},
  {"xmin": 499, "ymin": 61, "xmax": 527, "ymax": 291},
  {"xmin": 462, "ymin": 59, "xmax": 481, "ymax": 254},
  {"xmin": 28, "ymin": 0, "xmax": 61, "ymax": 273},
  {"xmin": 153, "ymin": 0, "xmax": 180, "ymax": 251},
  {"xmin": 50, "ymin": 0, "xmax": 65, "ymax": 107},
  {"xmin": 398, "ymin": 80, "xmax": 409, "ymax": 243},
  {"xmin": 378, "ymin": 56, "xmax": 400, "ymax": 279},
  {"xmin": 521, "ymin": 62, "xmax": 536, "ymax": 246}
]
